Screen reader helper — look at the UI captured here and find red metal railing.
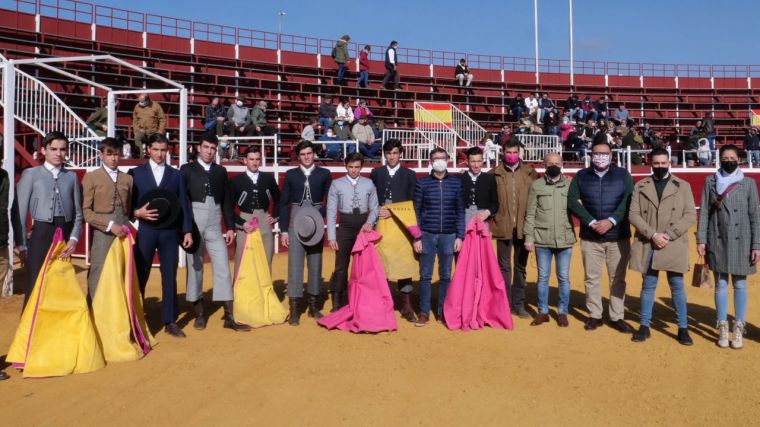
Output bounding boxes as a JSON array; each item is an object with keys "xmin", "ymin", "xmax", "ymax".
[{"xmin": 5, "ymin": 0, "xmax": 760, "ymax": 78}]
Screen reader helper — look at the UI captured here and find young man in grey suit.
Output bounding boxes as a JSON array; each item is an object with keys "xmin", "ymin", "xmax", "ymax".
[
  {"xmin": 181, "ymin": 134, "xmax": 251, "ymax": 332},
  {"xmin": 17, "ymin": 131, "xmax": 83, "ymax": 307}
]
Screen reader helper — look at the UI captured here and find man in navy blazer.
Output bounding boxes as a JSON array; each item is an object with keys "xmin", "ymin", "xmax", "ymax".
[{"xmin": 129, "ymin": 134, "xmax": 193, "ymax": 338}]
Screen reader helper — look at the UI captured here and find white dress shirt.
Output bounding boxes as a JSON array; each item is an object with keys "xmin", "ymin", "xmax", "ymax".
[
  {"xmin": 386, "ymin": 163, "xmax": 400, "ymax": 177},
  {"xmin": 246, "ymin": 170, "xmax": 259, "ymax": 184},
  {"xmin": 149, "ymin": 159, "xmax": 165, "ymax": 186}
]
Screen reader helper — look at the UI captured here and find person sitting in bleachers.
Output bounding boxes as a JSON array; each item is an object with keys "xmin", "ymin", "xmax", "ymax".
[
  {"xmin": 336, "ymin": 99, "xmax": 355, "ymax": 124},
  {"xmin": 511, "ymin": 93, "xmax": 525, "ymax": 121},
  {"xmin": 539, "ymin": 93, "xmax": 556, "ymax": 125},
  {"xmin": 595, "ymin": 95, "xmax": 609, "ymax": 119},
  {"xmin": 581, "ymin": 95, "xmax": 597, "ymax": 122},
  {"xmin": 564, "ymin": 94, "xmax": 581, "ymax": 123},
  {"xmin": 614, "ymin": 103, "xmax": 630, "ymax": 123},
  {"xmin": 354, "ymin": 99, "xmax": 374, "ymax": 122},
  {"xmin": 455, "ymin": 58, "xmax": 474, "ymax": 88},
  {"xmin": 87, "ymin": 98, "xmax": 119, "ymax": 137},
  {"xmin": 301, "ymin": 117, "xmax": 319, "ymax": 143},
  {"xmin": 525, "ymin": 92, "xmax": 540, "ymax": 123},
  {"xmin": 321, "ymin": 126, "xmax": 356, "ymax": 160},
  {"xmin": 352, "ymin": 116, "xmax": 380, "ymax": 160},
  {"xmin": 132, "ymin": 93, "xmax": 166, "ymax": 158},
  {"xmin": 227, "ymin": 96, "xmax": 254, "ymax": 137},
  {"xmin": 744, "ymin": 127, "xmax": 760, "ymax": 166},
  {"xmin": 494, "ymin": 124, "xmax": 511, "ymax": 146},
  {"xmin": 318, "ymin": 96, "xmax": 337, "ymax": 131},
  {"xmin": 251, "ymin": 100, "xmax": 276, "ymax": 136},
  {"xmin": 204, "ymin": 96, "xmax": 226, "ymax": 137}
]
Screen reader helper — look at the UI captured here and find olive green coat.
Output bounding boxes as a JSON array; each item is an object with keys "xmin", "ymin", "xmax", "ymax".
[{"xmin": 524, "ymin": 175, "xmax": 576, "ymax": 248}]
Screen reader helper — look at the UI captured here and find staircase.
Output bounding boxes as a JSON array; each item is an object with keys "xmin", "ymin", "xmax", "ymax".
[
  {"xmin": 413, "ymin": 102, "xmax": 490, "ymax": 159},
  {"xmin": 1, "ymin": 56, "xmax": 101, "ymax": 167}
]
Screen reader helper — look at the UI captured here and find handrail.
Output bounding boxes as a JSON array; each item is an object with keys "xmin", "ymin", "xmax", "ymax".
[{"xmin": 449, "ymin": 103, "xmax": 488, "ymax": 147}]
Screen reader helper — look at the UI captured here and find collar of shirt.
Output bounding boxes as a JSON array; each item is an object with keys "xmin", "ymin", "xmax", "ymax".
[
  {"xmin": 387, "ymin": 163, "xmax": 401, "ymax": 176},
  {"xmin": 346, "ymin": 175, "xmax": 359, "ymax": 186},
  {"xmin": 594, "ymin": 168, "xmax": 609, "ymax": 178},
  {"xmin": 197, "ymin": 158, "xmax": 212, "ymax": 172},
  {"xmin": 246, "ymin": 170, "xmax": 259, "ymax": 183},
  {"xmin": 44, "ymin": 161, "xmax": 61, "ymax": 178},
  {"xmin": 149, "ymin": 159, "xmax": 165, "ymax": 171},
  {"xmin": 300, "ymin": 165, "xmax": 315, "ymax": 177},
  {"xmin": 467, "ymin": 170, "xmax": 481, "ymax": 181},
  {"xmin": 103, "ymin": 165, "xmax": 119, "ymax": 182}
]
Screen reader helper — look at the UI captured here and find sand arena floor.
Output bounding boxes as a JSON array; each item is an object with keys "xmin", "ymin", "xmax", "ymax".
[{"xmin": 2, "ymin": 226, "xmax": 760, "ymax": 426}]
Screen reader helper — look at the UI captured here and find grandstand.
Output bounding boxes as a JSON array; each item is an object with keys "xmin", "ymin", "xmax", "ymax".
[{"xmin": 2, "ymin": 0, "xmax": 760, "ymax": 171}]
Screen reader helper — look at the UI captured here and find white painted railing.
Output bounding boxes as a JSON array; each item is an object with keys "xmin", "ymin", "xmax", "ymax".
[
  {"xmin": 412, "ymin": 103, "xmax": 459, "ymax": 159},
  {"xmin": 214, "ymin": 135, "xmax": 279, "ymax": 164},
  {"xmin": 515, "ymin": 134, "xmax": 562, "ymax": 162},
  {"xmin": 450, "ymin": 103, "xmax": 489, "ymax": 147},
  {"xmin": 382, "ymin": 128, "xmax": 457, "ymax": 169}
]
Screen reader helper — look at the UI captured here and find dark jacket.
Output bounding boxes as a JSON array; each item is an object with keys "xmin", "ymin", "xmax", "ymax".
[
  {"xmin": 455, "ymin": 63, "xmax": 469, "ymax": 77},
  {"xmin": 370, "ymin": 165, "xmax": 417, "ymax": 205},
  {"xmin": 567, "ymin": 165, "xmax": 633, "ymax": 241},
  {"xmin": 385, "ymin": 46, "xmax": 397, "ymax": 68},
  {"xmin": 318, "ymin": 102, "xmax": 336, "ymax": 119},
  {"xmin": 204, "ymin": 103, "xmax": 225, "ymax": 123},
  {"xmin": 745, "ymin": 134, "xmax": 760, "ymax": 151},
  {"xmin": 0, "ymin": 169, "xmax": 22, "ymax": 247},
  {"xmin": 225, "ymin": 171, "xmax": 280, "ymax": 228},
  {"xmin": 180, "ymin": 160, "xmax": 234, "ymax": 229},
  {"xmin": 460, "ymin": 172, "xmax": 499, "ymax": 216},
  {"xmin": 279, "ymin": 166, "xmax": 332, "ymax": 231},
  {"xmin": 129, "ymin": 162, "xmax": 193, "ymax": 233},
  {"xmin": 413, "ymin": 172, "xmax": 465, "ymax": 239}
]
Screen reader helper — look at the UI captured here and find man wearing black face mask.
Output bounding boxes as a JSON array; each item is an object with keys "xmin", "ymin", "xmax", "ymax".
[
  {"xmin": 628, "ymin": 148, "xmax": 696, "ymax": 345},
  {"xmin": 568, "ymin": 139, "xmax": 634, "ymax": 333}
]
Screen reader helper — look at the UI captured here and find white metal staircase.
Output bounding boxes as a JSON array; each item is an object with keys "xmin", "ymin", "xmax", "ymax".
[
  {"xmin": 414, "ymin": 102, "xmax": 489, "ymax": 149},
  {"xmin": 1, "ymin": 56, "xmax": 101, "ymax": 167}
]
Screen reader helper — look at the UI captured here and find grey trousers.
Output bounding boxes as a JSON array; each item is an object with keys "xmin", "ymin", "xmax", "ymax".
[
  {"xmin": 88, "ymin": 229, "xmax": 116, "ymax": 298},
  {"xmin": 234, "ymin": 210, "xmax": 274, "ymax": 276},
  {"xmin": 186, "ymin": 199, "xmax": 233, "ymax": 302},
  {"xmin": 286, "ymin": 228, "xmax": 323, "ymax": 298}
]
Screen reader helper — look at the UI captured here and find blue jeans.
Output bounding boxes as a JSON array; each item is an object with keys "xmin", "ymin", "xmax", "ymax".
[
  {"xmin": 750, "ymin": 150, "xmax": 760, "ymax": 167},
  {"xmin": 639, "ymin": 251, "xmax": 688, "ymax": 328},
  {"xmin": 357, "ymin": 70, "xmax": 369, "ymax": 87},
  {"xmin": 336, "ymin": 63, "xmax": 346, "ymax": 83},
  {"xmin": 535, "ymin": 247, "xmax": 572, "ymax": 315},
  {"xmin": 318, "ymin": 117, "xmax": 331, "ymax": 130},
  {"xmin": 512, "ymin": 106, "xmax": 525, "ymax": 120},
  {"xmin": 359, "ymin": 142, "xmax": 380, "ymax": 158},
  {"xmin": 419, "ymin": 232, "xmax": 456, "ymax": 316},
  {"xmin": 714, "ymin": 273, "xmax": 747, "ymax": 322},
  {"xmin": 324, "ymin": 142, "xmax": 356, "ymax": 158}
]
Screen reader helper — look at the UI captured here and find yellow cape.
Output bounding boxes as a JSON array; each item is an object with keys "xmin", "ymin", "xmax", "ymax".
[
  {"xmin": 375, "ymin": 201, "xmax": 421, "ymax": 281},
  {"xmin": 7, "ymin": 229, "xmax": 106, "ymax": 378},
  {"xmin": 92, "ymin": 229, "xmax": 156, "ymax": 362},
  {"xmin": 233, "ymin": 225, "xmax": 288, "ymax": 328}
]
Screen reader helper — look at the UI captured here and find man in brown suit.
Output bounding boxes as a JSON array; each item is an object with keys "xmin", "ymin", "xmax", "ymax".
[
  {"xmin": 491, "ymin": 139, "xmax": 538, "ymax": 318},
  {"xmin": 82, "ymin": 137, "xmax": 133, "ymax": 298}
]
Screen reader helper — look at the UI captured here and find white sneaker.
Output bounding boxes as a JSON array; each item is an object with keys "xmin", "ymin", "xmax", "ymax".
[
  {"xmin": 731, "ymin": 320, "xmax": 745, "ymax": 350},
  {"xmin": 717, "ymin": 320, "xmax": 730, "ymax": 348}
]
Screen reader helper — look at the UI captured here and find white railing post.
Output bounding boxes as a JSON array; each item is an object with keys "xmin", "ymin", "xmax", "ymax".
[
  {"xmin": 2, "ymin": 59, "xmax": 15, "ymax": 296},
  {"xmin": 107, "ymin": 90, "xmax": 116, "ymax": 138},
  {"xmin": 179, "ymin": 87, "xmax": 188, "ymax": 166},
  {"xmin": 626, "ymin": 145, "xmax": 632, "ymax": 172}
]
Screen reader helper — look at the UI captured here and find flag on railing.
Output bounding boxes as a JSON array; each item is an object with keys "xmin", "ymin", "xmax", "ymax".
[
  {"xmin": 752, "ymin": 109, "xmax": 760, "ymax": 127},
  {"xmin": 415, "ymin": 103, "xmax": 452, "ymax": 126}
]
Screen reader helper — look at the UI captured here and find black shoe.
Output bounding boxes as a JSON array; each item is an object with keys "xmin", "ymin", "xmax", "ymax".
[
  {"xmin": 164, "ymin": 322, "xmax": 186, "ymax": 338},
  {"xmin": 609, "ymin": 319, "xmax": 633, "ymax": 334},
  {"xmin": 330, "ymin": 291, "xmax": 343, "ymax": 313},
  {"xmin": 0, "ymin": 371, "xmax": 8, "ymax": 381},
  {"xmin": 307, "ymin": 294, "xmax": 324, "ymax": 320},
  {"xmin": 513, "ymin": 305, "xmax": 531, "ymax": 319},
  {"xmin": 193, "ymin": 300, "xmax": 206, "ymax": 330},
  {"xmin": 631, "ymin": 325, "xmax": 651, "ymax": 342},
  {"xmin": 677, "ymin": 328, "xmax": 693, "ymax": 346},
  {"xmin": 288, "ymin": 297, "xmax": 301, "ymax": 326},
  {"xmin": 584, "ymin": 318, "xmax": 604, "ymax": 331},
  {"xmin": 223, "ymin": 301, "xmax": 252, "ymax": 332}
]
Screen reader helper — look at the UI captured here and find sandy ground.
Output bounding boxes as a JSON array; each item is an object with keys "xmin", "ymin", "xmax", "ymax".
[{"xmin": 2, "ymin": 226, "xmax": 760, "ymax": 426}]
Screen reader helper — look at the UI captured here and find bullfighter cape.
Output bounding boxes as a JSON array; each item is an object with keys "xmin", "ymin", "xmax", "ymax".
[
  {"xmin": 7, "ymin": 228, "xmax": 106, "ymax": 377},
  {"xmin": 92, "ymin": 228, "xmax": 156, "ymax": 362},
  {"xmin": 444, "ymin": 219, "xmax": 513, "ymax": 331},
  {"xmin": 318, "ymin": 230, "xmax": 397, "ymax": 332},
  {"xmin": 374, "ymin": 201, "xmax": 421, "ymax": 281}
]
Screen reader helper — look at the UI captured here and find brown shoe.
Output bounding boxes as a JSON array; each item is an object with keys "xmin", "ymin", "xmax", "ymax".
[
  {"xmin": 609, "ymin": 319, "xmax": 633, "ymax": 334},
  {"xmin": 584, "ymin": 317, "xmax": 603, "ymax": 331},
  {"xmin": 414, "ymin": 313, "xmax": 429, "ymax": 327},
  {"xmin": 557, "ymin": 314, "xmax": 569, "ymax": 327},
  {"xmin": 400, "ymin": 293, "xmax": 417, "ymax": 323},
  {"xmin": 164, "ymin": 322, "xmax": 186, "ymax": 338},
  {"xmin": 530, "ymin": 313, "xmax": 550, "ymax": 326}
]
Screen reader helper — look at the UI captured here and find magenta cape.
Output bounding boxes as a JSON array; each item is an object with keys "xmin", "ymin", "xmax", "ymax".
[
  {"xmin": 444, "ymin": 219, "xmax": 513, "ymax": 331},
  {"xmin": 318, "ymin": 230, "xmax": 397, "ymax": 333}
]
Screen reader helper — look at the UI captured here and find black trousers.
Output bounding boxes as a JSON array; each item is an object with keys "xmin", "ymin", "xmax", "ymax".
[
  {"xmin": 329, "ymin": 212, "xmax": 368, "ymax": 295},
  {"xmin": 382, "ymin": 66, "xmax": 399, "ymax": 89},
  {"xmin": 496, "ymin": 229, "xmax": 529, "ymax": 309},
  {"xmin": 24, "ymin": 217, "xmax": 73, "ymax": 308}
]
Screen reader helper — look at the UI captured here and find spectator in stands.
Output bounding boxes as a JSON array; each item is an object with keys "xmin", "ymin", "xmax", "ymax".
[
  {"xmin": 525, "ymin": 93, "xmax": 540, "ymax": 123},
  {"xmin": 642, "ymin": 122, "xmax": 655, "ymax": 147},
  {"xmin": 325, "ymin": 120, "xmax": 355, "ymax": 160},
  {"xmin": 539, "ymin": 93, "xmax": 556, "ymax": 125},
  {"xmin": 357, "ymin": 45, "xmax": 371, "ymax": 88},
  {"xmin": 382, "ymin": 40, "xmax": 400, "ymax": 90},
  {"xmin": 319, "ymin": 130, "xmax": 339, "ymax": 159},
  {"xmin": 595, "ymin": 95, "xmax": 609, "ymax": 119},
  {"xmin": 480, "ymin": 133, "xmax": 499, "ymax": 164},
  {"xmin": 511, "ymin": 93, "xmax": 526, "ymax": 121},
  {"xmin": 336, "ymin": 99, "xmax": 355, "ymax": 124},
  {"xmin": 565, "ymin": 94, "xmax": 581, "ymax": 123},
  {"xmin": 697, "ymin": 136, "xmax": 711, "ymax": 166},
  {"xmin": 494, "ymin": 124, "xmax": 511, "ymax": 146},
  {"xmin": 354, "ymin": 99, "xmax": 374, "ymax": 122},
  {"xmin": 614, "ymin": 103, "xmax": 630, "ymax": 123},
  {"xmin": 455, "ymin": 58, "xmax": 474, "ymax": 88},
  {"xmin": 301, "ymin": 117, "xmax": 319, "ymax": 142},
  {"xmin": 697, "ymin": 144, "xmax": 760, "ymax": 349},
  {"xmin": 353, "ymin": 115, "xmax": 380, "ymax": 159},
  {"xmin": 251, "ymin": 100, "xmax": 276, "ymax": 136},
  {"xmin": 318, "ymin": 96, "xmax": 337, "ymax": 131},
  {"xmin": 543, "ymin": 112, "xmax": 558, "ymax": 137},
  {"xmin": 333, "ymin": 35, "xmax": 351, "ymax": 86},
  {"xmin": 560, "ymin": 116, "xmax": 575, "ymax": 143},
  {"xmin": 87, "ymin": 98, "xmax": 120, "ymax": 137},
  {"xmin": 622, "ymin": 126, "xmax": 643, "ymax": 165},
  {"xmin": 132, "ymin": 94, "xmax": 166, "ymax": 158},
  {"xmin": 372, "ymin": 119, "xmax": 385, "ymax": 141},
  {"xmin": 702, "ymin": 113, "xmax": 716, "ymax": 162},
  {"xmin": 204, "ymin": 97, "xmax": 226, "ymax": 137},
  {"xmin": 581, "ymin": 95, "xmax": 596, "ymax": 122},
  {"xmin": 745, "ymin": 127, "xmax": 760, "ymax": 166},
  {"xmin": 227, "ymin": 96, "xmax": 254, "ymax": 137}
]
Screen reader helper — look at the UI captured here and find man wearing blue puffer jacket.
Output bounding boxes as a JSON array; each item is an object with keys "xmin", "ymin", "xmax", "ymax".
[{"xmin": 412, "ymin": 148, "xmax": 465, "ymax": 326}]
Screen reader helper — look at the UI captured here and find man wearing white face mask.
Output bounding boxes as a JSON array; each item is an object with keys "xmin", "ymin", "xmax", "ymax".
[
  {"xmin": 568, "ymin": 138, "xmax": 634, "ymax": 333},
  {"xmin": 226, "ymin": 96, "xmax": 254, "ymax": 137},
  {"xmin": 132, "ymin": 93, "xmax": 166, "ymax": 158},
  {"xmin": 412, "ymin": 148, "xmax": 465, "ymax": 326}
]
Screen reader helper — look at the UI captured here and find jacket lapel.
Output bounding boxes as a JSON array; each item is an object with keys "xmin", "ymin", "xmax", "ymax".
[{"xmin": 639, "ymin": 178, "xmax": 660, "ymax": 208}]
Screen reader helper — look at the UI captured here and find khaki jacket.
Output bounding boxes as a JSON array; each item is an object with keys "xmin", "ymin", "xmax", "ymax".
[
  {"xmin": 490, "ymin": 162, "xmax": 539, "ymax": 240},
  {"xmin": 524, "ymin": 175, "xmax": 576, "ymax": 248},
  {"xmin": 628, "ymin": 175, "xmax": 696, "ymax": 273},
  {"xmin": 132, "ymin": 100, "xmax": 166, "ymax": 134},
  {"xmin": 82, "ymin": 167, "xmax": 133, "ymax": 233}
]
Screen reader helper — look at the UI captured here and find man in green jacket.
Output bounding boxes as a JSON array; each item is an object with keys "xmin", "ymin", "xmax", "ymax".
[
  {"xmin": 251, "ymin": 100, "xmax": 276, "ymax": 136},
  {"xmin": 524, "ymin": 153, "xmax": 576, "ymax": 327},
  {"xmin": 333, "ymin": 35, "xmax": 350, "ymax": 85}
]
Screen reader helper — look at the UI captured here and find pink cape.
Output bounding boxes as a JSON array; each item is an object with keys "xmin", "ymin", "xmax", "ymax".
[
  {"xmin": 444, "ymin": 219, "xmax": 513, "ymax": 331},
  {"xmin": 318, "ymin": 230, "xmax": 398, "ymax": 333}
]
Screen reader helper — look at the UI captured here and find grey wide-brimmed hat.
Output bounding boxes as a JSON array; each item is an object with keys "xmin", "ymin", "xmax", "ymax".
[{"xmin": 292, "ymin": 205, "xmax": 325, "ymax": 247}]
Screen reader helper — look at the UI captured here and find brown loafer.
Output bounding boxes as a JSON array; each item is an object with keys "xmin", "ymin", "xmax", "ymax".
[
  {"xmin": 584, "ymin": 317, "xmax": 603, "ymax": 331},
  {"xmin": 609, "ymin": 319, "xmax": 633, "ymax": 334},
  {"xmin": 557, "ymin": 314, "xmax": 569, "ymax": 327},
  {"xmin": 530, "ymin": 313, "xmax": 550, "ymax": 326},
  {"xmin": 164, "ymin": 322, "xmax": 186, "ymax": 338},
  {"xmin": 414, "ymin": 313, "xmax": 429, "ymax": 327}
]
